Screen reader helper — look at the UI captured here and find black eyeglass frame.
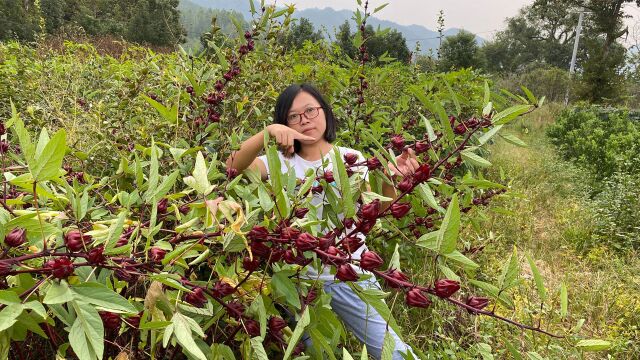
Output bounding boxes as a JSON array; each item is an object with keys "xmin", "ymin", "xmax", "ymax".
[{"xmin": 286, "ymin": 106, "xmax": 324, "ymax": 125}]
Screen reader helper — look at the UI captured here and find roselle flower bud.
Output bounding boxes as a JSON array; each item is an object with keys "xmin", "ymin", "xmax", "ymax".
[
  {"xmin": 223, "ymin": 72, "xmax": 233, "ymax": 81},
  {"xmin": 87, "ymin": 246, "xmax": 105, "ymax": 265},
  {"xmin": 209, "ymin": 112, "xmax": 221, "ymax": 123},
  {"xmin": 336, "ymin": 264, "xmax": 359, "ymax": 282},
  {"xmin": 454, "ymin": 124, "xmax": 467, "ymax": 135},
  {"xmin": 226, "ymin": 167, "xmax": 238, "ymax": 178},
  {"xmin": 50, "ymin": 257, "xmax": 74, "ymax": 279},
  {"xmin": 250, "ymin": 241, "xmax": 271, "ymax": 258},
  {"xmin": 304, "ymin": 288, "xmax": 318, "ymax": 304},
  {"xmin": 322, "ymin": 246, "xmax": 346, "ymax": 265},
  {"xmin": 100, "ymin": 311, "xmax": 121, "ymax": 331},
  {"xmin": 0, "ymin": 140, "xmax": 8, "ymax": 154},
  {"xmin": 239, "ymin": 45, "xmax": 249, "ymax": 55},
  {"xmin": 243, "ymin": 256, "xmax": 260, "ymax": 271},
  {"xmin": 156, "ymin": 198, "xmax": 169, "ymax": 214},
  {"xmin": 226, "ymin": 301, "xmax": 244, "ymax": 319},
  {"xmin": 244, "ymin": 319, "xmax": 261, "ymax": 337},
  {"xmin": 449, "ymin": 115, "xmax": 456, "ymax": 127},
  {"xmin": 214, "ymin": 80, "xmax": 224, "ymax": 91},
  {"xmin": 344, "ymin": 153, "xmax": 358, "ymax": 165},
  {"xmin": 433, "ymin": 279, "xmax": 460, "ymax": 298},
  {"xmin": 116, "ymin": 235, "xmax": 128, "ymax": 247},
  {"xmin": 269, "ymin": 316, "xmax": 287, "ymax": 333},
  {"xmin": 390, "ymin": 135, "xmax": 405, "ymax": 151},
  {"xmin": 280, "ymin": 227, "xmax": 300, "ymax": 240},
  {"xmin": 318, "ymin": 233, "xmax": 335, "ymax": 251},
  {"xmin": 247, "ymin": 40, "xmax": 255, "ymax": 51},
  {"xmin": 311, "ymin": 184, "xmax": 323, "ymax": 194},
  {"xmin": 114, "ymin": 268, "xmax": 137, "ymax": 283},
  {"xmin": 248, "ymin": 226, "xmax": 270, "ymax": 241},
  {"xmin": 343, "ymin": 218, "xmax": 355, "ymax": 229},
  {"xmin": 292, "ymin": 342, "xmax": 305, "ymax": 356},
  {"xmin": 384, "ymin": 269, "xmax": 409, "ymax": 289},
  {"xmin": 4, "ymin": 228, "xmax": 26, "ymax": 247},
  {"xmin": 367, "ymin": 157, "xmax": 382, "ymax": 171},
  {"xmin": 359, "ymin": 251, "xmax": 384, "ymax": 271},
  {"xmin": 179, "ymin": 204, "xmax": 190, "ymax": 215},
  {"xmin": 212, "ymin": 280, "xmax": 236, "ymax": 298},
  {"xmin": 295, "ymin": 233, "xmax": 318, "ymax": 252},
  {"xmin": 406, "ymin": 288, "xmax": 431, "ymax": 308},
  {"xmin": 357, "ymin": 219, "xmax": 375, "ymax": 234},
  {"xmin": 0, "ymin": 261, "xmax": 12, "ymax": 276},
  {"xmin": 244, "ymin": 31, "xmax": 253, "ymax": 40},
  {"xmin": 340, "ymin": 236, "xmax": 363, "ymax": 253},
  {"xmin": 184, "ymin": 287, "xmax": 207, "ymax": 308},
  {"xmin": 412, "ymin": 164, "xmax": 431, "ymax": 184},
  {"xmin": 390, "ymin": 203, "xmax": 411, "ymax": 219},
  {"xmin": 126, "ymin": 314, "xmax": 141, "ymax": 328},
  {"xmin": 360, "ymin": 200, "xmax": 380, "ymax": 220},
  {"xmin": 283, "ymin": 249, "xmax": 297, "ymax": 264},
  {"xmin": 323, "ymin": 171, "xmax": 334, "ymax": 183},
  {"xmin": 64, "ymin": 230, "xmax": 91, "ymax": 252},
  {"xmin": 294, "ymin": 208, "xmax": 309, "ymax": 218},
  {"xmin": 466, "ymin": 117, "xmax": 480, "ymax": 128},
  {"xmin": 186, "ymin": 86, "xmax": 194, "ymax": 94},
  {"xmin": 148, "ymin": 247, "xmax": 167, "ymax": 262},
  {"xmin": 414, "ymin": 141, "xmax": 430, "ymax": 154},
  {"xmin": 466, "ymin": 296, "xmax": 489, "ymax": 312},
  {"xmin": 0, "ymin": 122, "xmax": 5, "ymax": 135},
  {"xmin": 397, "ymin": 177, "xmax": 413, "ymax": 192}
]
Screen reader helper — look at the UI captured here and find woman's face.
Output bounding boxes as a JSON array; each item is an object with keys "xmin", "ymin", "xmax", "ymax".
[{"xmin": 286, "ymin": 91, "xmax": 326, "ymax": 144}]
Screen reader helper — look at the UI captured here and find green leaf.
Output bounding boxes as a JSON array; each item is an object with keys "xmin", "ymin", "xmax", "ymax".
[
  {"xmin": 184, "ymin": 151, "xmax": 213, "ymax": 195},
  {"xmin": 469, "ymin": 280, "xmax": 514, "ymax": 309},
  {"xmin": 380, "ymin": 332, "xmax": 395, "ymax": 360},
  {"xmin": 270, "ymin": 271, "xmax": 301, "ymax": 309},
  {"xmin": 172, "ymin": 312, "xmax": 208, "ymax": 360},
  {"xmin": 10, "ymin": 105, "xmax": 36, "ymax": 167},
  {"xmin": 148, "ymin": 170, "xmax": 180, "ymax": 202},
  {"xmin": 504, "ymin": 339, "xmax": 523, "ymax": 360},
  {"xmin": 31, "ymin": 129, "xmax": 66, "ymax": 181},
  {"xmin": 250, "ymin": 337, "xmax": 269, "ymax": 360},
  {"xmin": 342, "ymin": 348, "xmax": 355, "ymax": 360},
  {"xmin": 0, "ymin": 304, "xmax": 24, "ymax": 332},
  {"xmin": 478, "ymin": 124, "xmax": 504, "ymax": 145},
  {"xmin": 43, "ymin": 281, "xmax": 73, "ymax": 304},
  {"xmin": 560, "ymin": 282, "xmax": 568, "ymax": 318},
  {"xmin": 483, "ymin": 81, "xmax": 491, "ymax": 107},
  {"xmin": 461, "ymin": 150, "xmax": 492, "ymax": 168},
  {"xmin": 282, "ymin": 308, "xmax": 310, "ymax": 360},
  {"xmin": 71, "ymin": 283, "xmax": 137, "ymax": 313},
  {"xmin": 501, "ymin": 134, "xmax": 528, "ymax": 147},
  {"xmin": 373, "ymin": 3, "xmax": 388, "ymax": 13},
  {"xmin": 443, "ymin": 251, "xmax": 480, "ymax": 270},
  {"xmin": 419, "ymin": 114, "xmax": 437, "ymax": 142},
  {"xmin": 69, "ymin": 301, "xmax": 104, "ymax": 360},
  {"xmin": 498, "ymin": 246, "xmax": 519, "ymax": 291},
  {"xmin": 389, "ymin": 243, "xmax": 400, "ymax": 271},
  {"xmin": 521, "ymin": 86, "xmax": 537, "ymax": 104},
  {"xmin": 575, "ymin": 339, "xmax": 611, "ymax": 351},
  {"xmin": 331, "ymin": 148, "xmax": 354, "ymax": 218},
  {"xmin": 142, "ymin": 94, "xmax": 179, "ymax": 124},
  {"xmin": 349, "ymin": 283, "xmax": 403, "ymax": 337},
  {"xmin": 525, "ymin": 253, "xmax": 547, "ymax": 302},
  {"xmin": 437, "ymin": 194, "xmax": 460, "ymax": 254},
  {"xmin": 492, "ymin": 105, "xmax": 532, "ymax": 125}
]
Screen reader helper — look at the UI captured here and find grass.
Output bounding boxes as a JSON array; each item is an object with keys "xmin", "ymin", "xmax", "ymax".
[{"xmin": 391, "ymin": 103, "xmax": 640, "ymax": 359}]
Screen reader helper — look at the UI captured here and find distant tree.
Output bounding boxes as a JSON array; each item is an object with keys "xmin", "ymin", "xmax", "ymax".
[
  {"xmin": 41, "ymin": 0, "xmax": 65, "ymax": 34},
  {"xmin": 438, "ymin": 30, "xmax": 484, "ymax": 71},
  {"xmin": 126, "ymin": 0, "xmax": 185, "ymax": 46},
  {"xmin": 279, "ymin": 17, "xmax": 323, "ymax": 51},
  {"xmin": 335, "ymin": 23, "xmax": 410, "ymax": 63},
  {"xmin": 0, "ymin": 0, "xmax": 39, "ymax": 41}
]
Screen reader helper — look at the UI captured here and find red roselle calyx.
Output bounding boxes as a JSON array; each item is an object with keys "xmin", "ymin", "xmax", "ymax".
[
  {"xmin": 242, "ymin": 256, "xmax": 260, "ymax": 271},
  {"xmin": 466, "ymin": 296, "xmax": 490, "ymax": 313},
  {"xmin": 184, "ymin": 287, "xmax": 207, "ymax": 308},
  {"xmin": 226, "ymin": 301, "xmax": 245, "ymax": 319},
  {"xmin": 281, "ymin": 226, "xmax": 301, "ymax": 240},
  {"xmin": 360, "ymin": 199, "xmax": 380, "ymax": 220},
  {"xmin": 116, "ymin": 235, "xmax": 128, "ymax": 247},
  {"xmin": 357, "ymin": 219, "xmax": 376, "ymax": 234},
  {"xmin": 295, "ymin": 233, "xmax": 318, "ymax": 252},
  {"xmin": 148, "ymin": 247, "xmax": 167, "ymax": 262},
  {"xmin": 212, "ymin": 281, "xmax": 236, "ymax": 298},
  {"xmin": 323, "ymin": 171, "xmax": 334, "ymax": 183},
  {"xmin": 414, "ymin": 141, "xmax": 430, "ymax": 154},
  {"xmin": 0, "ymin": 140, "xmax": 9, "ymax": 154},
  {"xmin": 406, "ymin": 288, "xmax": 432, "ymax": 308},
  {"xmin": 366, "ymin": 157, "xmax": 382, "ymax": 170},
  {"xmin": 47, "ymin": 257, "xmax": 75, "ymax": 279},
  {"xmin": 397, "ymin": 177, "xmax": 413, "ymax": 192},
  {"xmin": 359, "ymin": 251, "xmax": 384, "ymax": 270},
  {"xmin": 390, "ymin": 135, "xmax": 405, "ymax": 151},
  {"xmin": 384, "ymin": 269, "xmax": 409, "ymax": 289},
  {"xmin": 340, "ymin": 236, "xmax": 364, "ymax": 253},
  {"xmin": 390, "ymin": 203, "xmax": 411, "ymax": 219},
  {"xmin": 87, "ymin": 246, "xmax": 105, "ymax": 265},
  {"xmin": 244, "ymin": 319, "xmax": 260, "ymax": 337},
  {"xmin": 4, "ymin": 228, "xmax": 26, "ymax": 247},
  {"xmin": 294, "ymin": 208, "xmax": 309, "ymax": 218},
  {"xmin": 64, "ymin": 230, "xmax": 92, "ymax": 252},
  {"xmin": 433, "ymin": 279, "xmax": 461, "ymax": 298},
  {"xmin": 344, "ymin": 153, "xmax": 358, "ymax": 165},
  {"xmin": 268, "ymin": 316, "xmax": 287, "ymax": 333},
  {"xmin": 336, "ymin": 264, "xmax": 359, "ymax": 282},
  {"xmin": 248, "ymin": 226, "xmax": 270, "ymax": 241},
  {"xmin": 412, "ymin": 164, "xmax": 431, "ymax": 184},
  {"xmin": 157, "ymin": 198, "xmax": 169, "ymax": 214},
  {"xmin": 100, "ymin": 311, "xmax": 122, "ymax": 331}
]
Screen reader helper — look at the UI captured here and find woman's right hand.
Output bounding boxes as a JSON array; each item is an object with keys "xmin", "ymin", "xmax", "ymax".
[{"xmin": 266, "ymin": 124, "xmax": 316, "ymax": 155}]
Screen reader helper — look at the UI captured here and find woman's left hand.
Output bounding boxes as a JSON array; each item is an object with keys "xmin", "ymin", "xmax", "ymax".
[{"xmin": 388, "ymin": 148, "xmax": 420, "ymax": 177}]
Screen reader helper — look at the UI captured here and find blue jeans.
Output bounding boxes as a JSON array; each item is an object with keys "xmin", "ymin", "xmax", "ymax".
[{"xmin": 319, "ymin": 279, "xmax": 415, "ymax": 360}]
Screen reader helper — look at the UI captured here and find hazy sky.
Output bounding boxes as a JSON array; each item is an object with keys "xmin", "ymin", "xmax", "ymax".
[{"xmin": 284, "ymin": 0, "xmax": 640, "ymax": 45}]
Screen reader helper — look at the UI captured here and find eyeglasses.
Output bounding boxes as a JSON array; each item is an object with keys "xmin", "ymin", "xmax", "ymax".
[{"xmin": 287, "ymin": 106, "xmax": 323, "ymax": 125}]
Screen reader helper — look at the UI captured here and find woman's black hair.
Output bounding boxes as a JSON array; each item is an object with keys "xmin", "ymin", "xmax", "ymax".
[{"xmin": 273, "ymin": 83, "xmax": 337, "ymax": 154}]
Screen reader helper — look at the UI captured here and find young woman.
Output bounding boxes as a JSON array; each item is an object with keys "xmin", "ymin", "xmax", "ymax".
[{"xmin": 225, "ymin": 83, "xmax": 419, "ymax": 359}]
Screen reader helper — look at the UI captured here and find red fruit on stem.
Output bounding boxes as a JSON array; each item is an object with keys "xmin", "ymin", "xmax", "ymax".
[
  {"xmin": 244, "ymin": 319, "xmax": 261, "ymax": 337},
  {"xmin": 100, "ymin": 311, "xmax": 122, "ymax": 330},
  {"xmin": 157, "ymin": 198, "xmax": 169, "ymax": 214},
  {"xmin": 227, "ymin": 168, "xmax": 238, "ymax": 178},
  {"xmin": 126, "ymin": 314, "xmax": 141, "ymax": 328},
  {"xmin": 390, "ymin": 135, "xmax": 405, "ymax": 150},
  {"xmin": 344, "ymin": 153, "xmax": 358, "ymax": 165},
  {"xmin": 397, "ymin": 177, "xmax": 413, "ymax": 192},
  {"xmin": 335, "ymin": 264, "xmax": 359, "ymax": 282},
  {"xmin": 323, "ymin": 171, "xmax": 334, "ymax": 183},
  {"xmin": 50, "ymin": 257, "xmax": 74, "ymax": 279},
  {"xmin": 87, "ymin": 246, "xmax": 105, "ymax": 265},
  {"xmin": 357, "ymin": 219, "xmax": 376, "ymax": 234},
  {"xmin": 311, "ymin": 184, "xmax": 323, "ymax": 194},
  {"xmin": 250, "ymin": 241, "xmax": 271, "ymax": 258},
  {"xmin": 4, "ymin": 228, "xmax": 26, "ymax": 247},
  {"xmin": 0, "ymin": 140, "xmax": 9, "ymax": 154},
  {"xmin": 116, "ymin": 235, "xmax": 128, "ymax": 247},
  {"xmin": 268, "ymin": 316, "xmax": 287, "ymax": 332},
  {"xmin": 412, "ymin": 164, "xmax": 431, "ymax": 184},
  {"xmin": 214, "ymin": 80, "xmax": 224, "ymax": 91},
  {"xmin": 243, "ymin": 256, "xmax": 260, "ymax": 271},
  {"xmin": 226, "ymin": 301, "xmax": 244, "ymax": 319},
  {"xmin": 360, "ymin": 200, "xmax": 380, "ymax": 220},
  {"xmin": 294, "ymin": 208, "xmax": 309, "ymax": 218},
  {"xmin": 295, "ymin": 233, "xmax": 318, "ymax": 252},
  {"xmin": 212, "ymin": 281, "xmax": 236, "ymax": 298},
  {"xmin": 466, "ymin": 296, "xmax": 490, "ymax": 313},
  {"xmin": 359, "ymin": 251, "xmax": 384, "ymax": 270},
  {"xmin": 280, "ymin": 227, "xmax": 300, "ymax": 240},
  {"xmin": 390, "ymin": 203, "xmax": 411, "ymax": 219},
  {"xmin": 64, "ymin": 230, "xmax": 91, "ymax": 252},
  {"xmin": 414, "ymin": 141, "xmax": 430, "ymax": 154},
  {"xmin": 406, "ymin": 288, "xmax": 431, "ymax": 308},
  {"xmin": 433, "ymin": 279, "xmax": 460, "ymax": 298},
  {"xmin": 454, "ymin": 123, "xmax": 467, "ymax": 135},
  {"xmin": 341, "ymin": 236, "xmax": 364, "ymax": 253},
  {"xmin": 184, "ymin": 287, "xmax": 207, "ymax": 308},
  {"xmin": 248, "ymin": 226, "xmax": 270, "ymax": 241},
  {"xmin": 384, "ymin": 269, "xmax": 409, "ymax": 289},
  {"xmin": 148, "ymin": 247, "xmax": 167, "ymax": 262},
  {"xmin": 367, "ymin": 157, "xmax": 382, "ymax": 171},
  {"xmin": 343, "ymin": 218, "xmax": 355, "ymax": 229}
]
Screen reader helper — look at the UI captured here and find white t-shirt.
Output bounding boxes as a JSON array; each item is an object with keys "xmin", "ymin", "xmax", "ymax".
[{"xmin": 257, "ymin": 146, "xmax": 371, "ymax": 282}]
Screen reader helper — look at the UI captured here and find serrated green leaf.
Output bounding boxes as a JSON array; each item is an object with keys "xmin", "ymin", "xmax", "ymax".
[
  {"xmin": 575, "ymin": 339, "xmax": 611, "ymax": 351},
  {"xmin": 71, "ymin": 283, "xmax": 137, "ymax": 313},
  {"xmin": 525, "ymin": 253, "xmax": 547, "ymax": 302},
  {"xmin": 380, "ymin": 332, "xmax": 395, "ymax": 360},
  {"xmin": 172, "ymin": 312, "xmax": 207, "ymax": 360},
  {"xmin": 0, "ymin": 304, "xmax": 24, "ymax": 332},
  {"xmin": 437, "ymin": 194, "xmax": 460, "ymax": 254},
  {"xmin": 560, "ymin": 283, "xmax": 568, "ymax": 318},
  {"xmin": 492, "ymin": 105, "xmax": 532, "ymax": 125},
  {"xmin": 501, "ymin": 134, "xmax": 528, "ymax": 147},
  {"xmin": 498, "ymin": 246, "xmax": 519, "ymax": 291},
  {"xmin": 282, "ymin": 308, "xmax": 310, "ymax": 360},
  {"xmin": 69, "ymin": 301, "xmax": 104, "ymax": 360},
  {"xmin": 31, "ymin": 129, "xmax": 66, "ymax": 181}
]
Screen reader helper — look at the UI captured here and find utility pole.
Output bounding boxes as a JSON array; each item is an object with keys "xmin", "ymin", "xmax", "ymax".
[{"xmin": 565, "ymin": 10, "xmax": 584, "ymax": 105}]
